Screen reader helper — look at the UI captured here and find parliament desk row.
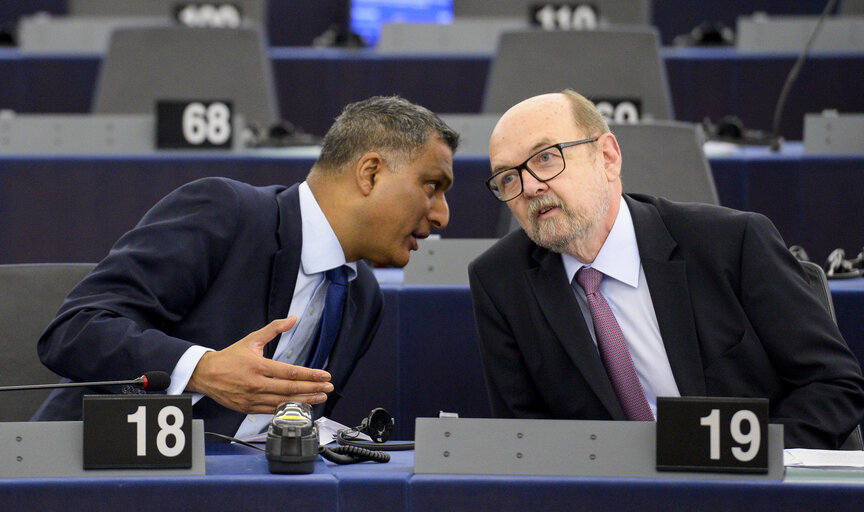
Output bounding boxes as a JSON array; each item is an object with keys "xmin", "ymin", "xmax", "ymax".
[
  {"xmin": 0, "ymin": 0, "xmax": 834, "ymax": 47},
  {"xmin": 4, "ymin": 438, "xmax": 864, "ymax": 512},
  {"xmin": 1, "ymin": 143, "xmax": 862, "ymax": 265},
  {"xmin": 326, "ymin": 277, "xmax": 864, "ymax": 441},
  {"xmin": 1, "ymin": 46, "xmax": 863, "ymax": 140}
]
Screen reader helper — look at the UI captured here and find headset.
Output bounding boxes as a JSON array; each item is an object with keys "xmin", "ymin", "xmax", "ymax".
[
  {"xmin": 262, "ymin": 402, "xmax": 412, "ymax": 474},
  {"xmin": 336, "ymin": 407, "xmax": 414, "ymax": 451}
]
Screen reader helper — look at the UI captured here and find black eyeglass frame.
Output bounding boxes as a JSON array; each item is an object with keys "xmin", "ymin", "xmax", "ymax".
[{"xmin": 484, "ymin": 137, "xmax": 599, "ymax": 202}]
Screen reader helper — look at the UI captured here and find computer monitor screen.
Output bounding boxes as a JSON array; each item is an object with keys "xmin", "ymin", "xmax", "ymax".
[{"xmin": 350, "ymin": 0, "xmax": 453, "ymax": 46}]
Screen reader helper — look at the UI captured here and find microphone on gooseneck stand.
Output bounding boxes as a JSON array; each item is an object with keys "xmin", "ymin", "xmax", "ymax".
[
  {"xmin": 0, "ymin": 371, "xmax": 172, "ymax": 393},
  {"xmin": 770, "ymin": 0, "xmax": 839, "ymax": 151}
]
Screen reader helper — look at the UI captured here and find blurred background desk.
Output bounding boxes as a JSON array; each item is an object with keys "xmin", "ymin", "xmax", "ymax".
[
  {"xmin": 4, "ymin": 445, "xmax": 864, "ymax": 512},
  {"xmin": 1, "ymin": 144, "xmax": 861, "ymax": 265},
  {"xmin": 2, "ymin": 47, "xmax": 863, "ymax": 140}
]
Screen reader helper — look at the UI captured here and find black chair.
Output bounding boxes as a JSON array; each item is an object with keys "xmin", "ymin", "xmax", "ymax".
[
  {"xmin": 798, "ymin": 259, "xmax": 864, "ymax": 450},
  {"xmin": 0, "ymin": 263, "xmax": 95, "ymax": 421}
]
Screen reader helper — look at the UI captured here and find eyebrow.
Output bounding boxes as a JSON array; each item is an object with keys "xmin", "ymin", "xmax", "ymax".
[
  {"xmin": 428, "ymin": 168, "xmax": 453, "ymax": 191},
  {"xmin": 490, "ymin": 138, "xmax": 556, "ymax": 175}
]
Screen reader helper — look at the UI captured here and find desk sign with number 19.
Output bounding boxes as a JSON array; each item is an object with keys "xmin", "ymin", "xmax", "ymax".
[
  {"xmin": 83, "ymin": 395, "xmax": 193, "ymax": 469},
  {"xmin": 656, "ymin": 396, "xmax": 769, "ymax": 473}
]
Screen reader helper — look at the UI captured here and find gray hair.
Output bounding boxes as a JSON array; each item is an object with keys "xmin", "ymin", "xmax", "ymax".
[
  {"xmin": 561, "ymin": 89, "xmax": 610, "ymax": 138},
  {"xmin": 313, "ymin": 95, "xmax": 460, "ymax": 174}
]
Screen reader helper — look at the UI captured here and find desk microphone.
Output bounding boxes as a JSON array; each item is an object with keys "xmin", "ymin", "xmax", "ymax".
[
  {"xmin": 769, "ymin": 0, "xmax": 838, "ymax": 151},
  {"xmin": 0, "ymin": 371, "xmax": 171, "ymax": 393}
]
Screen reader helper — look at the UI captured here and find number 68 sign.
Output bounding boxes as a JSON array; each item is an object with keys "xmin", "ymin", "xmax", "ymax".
[
  {"xmin": 656, "ymin": 397, "xmax": 769, "ymax": 473},
  {"xmin": 83, "ymin": 395, "xmax": 193, "ymax": 469},
  {"xmin": 156, "ymin": 100, "xmax": 233, "ymax": 150}
]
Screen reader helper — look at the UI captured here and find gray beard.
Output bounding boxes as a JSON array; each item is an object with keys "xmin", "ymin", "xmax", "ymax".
[{"xmin": 525, "ymin": 193, "xmax": 608, "ymax": 254}]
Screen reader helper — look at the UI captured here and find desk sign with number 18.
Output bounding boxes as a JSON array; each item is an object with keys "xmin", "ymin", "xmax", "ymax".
[
  {"xmin": 83, "ymin": 395, "xmax": 193, "ymax": 469},
  {"xmin": 656, "ymin": 396, "xmax": 769, "ymax": 473}
]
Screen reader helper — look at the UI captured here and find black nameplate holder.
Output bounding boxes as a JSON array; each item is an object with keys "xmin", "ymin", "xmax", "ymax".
[
  {"xmin": 174, "ymin": 3, "xmax": 243, "ymax": 28},
  {"xmin": 656, "ymin": 397, "xmax": 770, "ymax": 474},
  {"xmin": 83, "ymin": 395, "xmax": 193, "ymax": 469},
  {"xmin": 593, "ymin": 97, "xmax": 642, "ymax": 123},
  {"xmin": 530, "ymin": 3, "xmax": 600, "ymax": 31},
  {"xmin": 156, "ymin": 100, "xmax": 234, "ymax": 150}
]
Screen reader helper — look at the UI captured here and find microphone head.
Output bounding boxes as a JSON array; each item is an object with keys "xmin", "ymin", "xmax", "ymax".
[{"xmin": 141, "ymin": 371, "xmax": 171, "ymax": 392}]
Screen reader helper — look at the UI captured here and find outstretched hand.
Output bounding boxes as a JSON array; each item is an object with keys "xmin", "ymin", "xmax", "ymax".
[{"xmin": 186, "ymin": 318, "xmax": 333, "ymax": 414}]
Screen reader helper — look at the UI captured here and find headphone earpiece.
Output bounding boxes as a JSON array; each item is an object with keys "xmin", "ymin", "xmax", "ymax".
[{"xmin": 358, "ymin": 407, "xmax": 394, "ymax": 443}]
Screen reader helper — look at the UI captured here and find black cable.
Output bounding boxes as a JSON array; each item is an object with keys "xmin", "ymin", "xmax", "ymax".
[
  {"xmin": 337, "ymin": 429, "xmax": 415, "ymax": 451},
  {"xmin": 770, "ymin": 0, "xmax": 839, "ymax": 151},
  {"xmin": 205, "ymin": 431, "xmax": 265, "ymax": 451},
  {"xmin": 320, "ymin": 445, "xmax": 390, "ymax": 464}
]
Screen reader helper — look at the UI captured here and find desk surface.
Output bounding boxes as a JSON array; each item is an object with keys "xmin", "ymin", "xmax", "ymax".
[{"xmin": 4, "ymin": 446, "xmax": 864, "ymax": 512}]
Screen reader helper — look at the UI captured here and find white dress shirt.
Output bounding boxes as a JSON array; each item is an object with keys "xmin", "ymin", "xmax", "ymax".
[
  {"xmin": 562, "ymin": 199, "xmax": 680, "ymax": 417},
  {"xmin": 166, "ymin": 181, "xmax": 356, "ymax": 438}
]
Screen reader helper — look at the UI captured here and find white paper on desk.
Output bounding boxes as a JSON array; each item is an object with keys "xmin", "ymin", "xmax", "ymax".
[
  {"xmin": 784, "ymin": 449, "xmax": 864, "ymax": 469},
  {"xmin": 237, "ymin": 416, "xmax": 372, "ymax": 446}
]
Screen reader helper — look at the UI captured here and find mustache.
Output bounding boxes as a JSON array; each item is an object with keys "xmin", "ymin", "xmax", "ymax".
[{"xmin": 527, "ymin": 194, "xmax": 566, "ymax": 218}]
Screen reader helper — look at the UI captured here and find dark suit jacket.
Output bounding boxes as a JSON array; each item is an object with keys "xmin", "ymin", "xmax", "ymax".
[
  {"xmin": 469, "ymin": 194, "xmax": 864, "ymax": 448},
  {"xmin": 33, "ymin": 178, "xmax": 383, "ymax": 436}
]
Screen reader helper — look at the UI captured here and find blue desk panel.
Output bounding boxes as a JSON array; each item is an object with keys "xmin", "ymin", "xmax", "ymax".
[
  {"xmin": 2, "ymin": 47, "xmax": 862, "ymax": 140},
  {"xmin": 1, "ymin": 145, "xmax": 861, "ymax": 265},
  {"xmin": 5, "ymin": 448, "xmax": 864, "ymax": 512}
]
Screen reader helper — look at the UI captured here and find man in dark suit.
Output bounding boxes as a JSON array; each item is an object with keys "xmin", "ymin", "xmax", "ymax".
[
  {"xmin": 468, "ymin": 90, "xmax": 864, "ymax": 448},
  {"xmin": 34, "ymin": 96, "xmax": 459, "ymax": 439}
]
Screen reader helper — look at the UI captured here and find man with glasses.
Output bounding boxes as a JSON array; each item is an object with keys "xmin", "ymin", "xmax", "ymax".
[{"xmin": 468, "ymin": 90, "xmax": 864, "ymax": 448}]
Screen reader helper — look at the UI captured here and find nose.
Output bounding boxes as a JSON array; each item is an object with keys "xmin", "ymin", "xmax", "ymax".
[
  {"xmin": 429, "ymin": 193, "xmax": 450, "ymax": 230},
  {"xmin": 520, "ymin": 168, "xmax": 548, "ymax": 198}
]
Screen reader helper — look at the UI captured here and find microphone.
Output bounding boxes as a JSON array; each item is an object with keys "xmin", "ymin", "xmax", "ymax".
[
  {"xmin": 0, "ymin": 371, "xmax": 171, "ymax": 393},
  {"xmin": 769, "ymin": 0, "xmax": 838, "ymax": 151}
]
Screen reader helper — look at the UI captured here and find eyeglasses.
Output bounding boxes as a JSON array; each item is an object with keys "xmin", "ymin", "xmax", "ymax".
[{"xmin": 484, "ymin": 137, "xmax": 599, "ymax": 202}]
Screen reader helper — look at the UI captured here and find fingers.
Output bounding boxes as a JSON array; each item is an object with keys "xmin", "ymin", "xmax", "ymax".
[
  {"xmin": 264, "ymin": 361, "xmax": 331, "ymax": 383},
  {"xmin": 242, "ymin": 392, "xmax": 330, "ymax": 415},
  {"xmin": 244, "ymin": 317, "xmax": 299, "ymax": 353}
]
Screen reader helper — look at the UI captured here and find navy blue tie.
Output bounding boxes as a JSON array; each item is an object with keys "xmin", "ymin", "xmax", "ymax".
[{"xmin": 307, "ymin": 266, "xmax": 348, "ymax": 369}]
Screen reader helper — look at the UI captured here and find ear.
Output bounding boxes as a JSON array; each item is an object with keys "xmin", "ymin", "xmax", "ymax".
[
  {"xmin": 354, "ymin": 151, "xmax": 385, "ymax": 196},
  {"xmin": 598, "ymin": 133, "xmax": 622, "ymax": 181}
]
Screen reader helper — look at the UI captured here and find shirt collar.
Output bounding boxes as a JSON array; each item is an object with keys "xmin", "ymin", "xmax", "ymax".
[
  {"xmin": 298, "ymin": 181, "xmax": 357, "ymax": 280},
  {"xmin": 562, "ymin": 198, "xmax": 640, "ymax": 288}
]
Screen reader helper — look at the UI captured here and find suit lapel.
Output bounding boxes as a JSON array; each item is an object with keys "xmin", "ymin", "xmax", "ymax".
[
  {"xmin": 626, "ymin": 196, "xmax": 706, "ymax": 396},
  {"xmin": 526, "ymin": 247, "xmax": 626, "ymax": 419},
  {"xmin": 265, "ymin": 184, "xmax": 303, "ymax": 359}
]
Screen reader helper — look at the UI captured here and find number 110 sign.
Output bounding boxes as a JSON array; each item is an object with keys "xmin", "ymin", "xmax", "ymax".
[{"xmin": 656, "ymin": 397, "xmax": 769, "ymax": 473}]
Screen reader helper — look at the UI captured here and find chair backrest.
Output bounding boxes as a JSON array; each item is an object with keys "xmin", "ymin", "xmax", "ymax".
[
  {"xmin": 438, "ymin": 113, "xmax": 500, "ymax": 155},
  {"xmin": 613, "ymin": 121, "xmax": 719, "ymax": 205},
  {"xmin": 482, "ymin": 27, "xmax": 673, "ymax": 121},
  {"xmin": 797, "ymin": 259, "xmax": 863, "ymax": 450},
  {"xmin": 799, "ymin": 260, "xmax": 838, "ymax": 322},
  {"xmin": 92, "ymin": 26, "xmax": 279, "ymax": 130},
  {"xmin": 0, "ymin": 263, "xmax": 95, "ymax": 421},
  {"xmin": 841, "ymin": 0, "xmax": 864, "ymax": 15},
  {"xmin": 453, "ymin": 0, "xmax": 652, "ymax": 26}
]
